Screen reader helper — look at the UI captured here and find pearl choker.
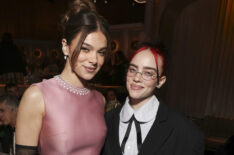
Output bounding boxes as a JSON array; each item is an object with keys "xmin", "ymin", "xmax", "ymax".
[{"xmin": 54, "ymin": 75, "xmax": 90, "ymax": 95}]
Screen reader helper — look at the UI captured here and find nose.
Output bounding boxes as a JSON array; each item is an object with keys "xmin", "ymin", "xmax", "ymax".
[
  {"xmin": 89, "ymin": 51, "xmax": 98, "ymax": 65},
  {"xmin": 133, "ymin": 72, "xmax": 143, "ymax": 82}
]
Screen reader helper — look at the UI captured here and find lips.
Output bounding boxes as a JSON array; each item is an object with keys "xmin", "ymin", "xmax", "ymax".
[
  {"xmin": 84, "ymin": 66, "xmax": 97, "ymax": 73},
  {"xmin": 130, "ymin": 84, "xmax": 143, "ymax": 90}
]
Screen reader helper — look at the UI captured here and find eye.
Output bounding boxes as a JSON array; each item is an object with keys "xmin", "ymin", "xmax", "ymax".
[
  {"xmin": 98, "ymin": 50, "xmax": 106, "ymax": 56},
  {"xmin": 81, "ymin": 47, "xmax": 89, "ymax": 53},
  {"xmin": 143, "ymin": 71, "xmax": 154, "ymax": 77},
  {"xmin": 128, "ymin": 67, "xmax": 136, "ymax": 73}
]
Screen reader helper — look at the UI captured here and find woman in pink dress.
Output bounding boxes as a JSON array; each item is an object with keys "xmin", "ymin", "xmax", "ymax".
[{"xmin": 15, "ymin": 0, "xmax": 111, "ymax": 154}]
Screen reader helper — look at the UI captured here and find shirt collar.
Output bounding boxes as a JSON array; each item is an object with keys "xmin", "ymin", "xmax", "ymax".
[{"xmin": 120, "ymin": 95, "xmax": 159, "ymax": 123}]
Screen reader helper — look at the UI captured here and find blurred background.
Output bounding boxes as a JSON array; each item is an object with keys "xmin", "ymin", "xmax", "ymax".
[{"xmin": 0, "ymin": 0, "xmax": 233, "ymax": 154}]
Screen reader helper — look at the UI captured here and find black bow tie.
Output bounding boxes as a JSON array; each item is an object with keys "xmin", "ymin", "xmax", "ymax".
[{"xmin": 121, "ymin": 115, "xmax": 146, "ymax": 154}]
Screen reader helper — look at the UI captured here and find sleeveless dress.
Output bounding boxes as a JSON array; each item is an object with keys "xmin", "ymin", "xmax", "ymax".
[{"xmin": 34, "ymin": 75, "xmax": 107, "ymax": 155}]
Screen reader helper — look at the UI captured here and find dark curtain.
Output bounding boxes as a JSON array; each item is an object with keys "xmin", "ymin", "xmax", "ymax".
[
  {"xmin": 157, "ymin": 0, "xmax": 234, "ymax": 118},
  {"xmin": 204, "ymin": 0, "xmax": 234, "ymax": 118}
]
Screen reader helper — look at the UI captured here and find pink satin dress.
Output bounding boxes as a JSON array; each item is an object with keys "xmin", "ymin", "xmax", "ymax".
[{"xmin": 35, "ymin": 76, "xmax": 107, "ymax": 155}]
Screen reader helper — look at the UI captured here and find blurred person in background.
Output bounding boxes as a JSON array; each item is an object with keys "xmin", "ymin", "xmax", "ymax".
[
  {"xmin": 105, "ymin": 88, "xmax": 121, "ymax": 112},
  {"xmin": 111, "ymin": 50, "xmax": 128, "ymax": 86},
  {"xmin": 5, "ymin": 83, "xmax": 21, "ymax": 99},
  {"xmin": 0, "ymin": 32, "xmax": 26, "ymax": 83},
  {"xmin": 0, "ymin": 94, "xmax": 19, "ymax": 154}
]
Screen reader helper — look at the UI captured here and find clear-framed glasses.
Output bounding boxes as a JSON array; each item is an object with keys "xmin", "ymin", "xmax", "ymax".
[{"xmin": 127, "ymin": 66, "xmax": 157, "ymax": 81}]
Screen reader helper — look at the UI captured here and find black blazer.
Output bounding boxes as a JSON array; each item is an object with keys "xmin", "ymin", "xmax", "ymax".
[{"xmin": 102, "ymin": 102, "xmax": 204, "ymax": 155}]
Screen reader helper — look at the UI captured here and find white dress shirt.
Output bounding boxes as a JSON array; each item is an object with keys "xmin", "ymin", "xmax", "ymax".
[{"xmin": 119, "ymin": 95, "xmax": 159, "ymax": 155}]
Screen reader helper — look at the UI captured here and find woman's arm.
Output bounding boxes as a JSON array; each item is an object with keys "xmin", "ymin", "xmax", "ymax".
[{"xmin": 15, "ymin": 85, "xmax": 45, "ymax": 146}]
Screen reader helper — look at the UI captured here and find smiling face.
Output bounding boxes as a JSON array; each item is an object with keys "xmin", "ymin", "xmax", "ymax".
[
  {"xmin": 63, "ymin": 30, "xmax": 107, "ymax": 81},
  {"xmin": 126, "ymin": 48, "xmax": 166, "ymax": 107}
]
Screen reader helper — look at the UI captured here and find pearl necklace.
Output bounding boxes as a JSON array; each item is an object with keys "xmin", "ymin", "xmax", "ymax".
[{"xmin": 54, "ymin": 75, "xmax": 90, "ymax": 95}]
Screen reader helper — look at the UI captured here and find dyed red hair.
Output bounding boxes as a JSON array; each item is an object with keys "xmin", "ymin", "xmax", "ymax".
[{"xmin": 130, "ymin": 46, "xmax": 166, "ymax": 76}]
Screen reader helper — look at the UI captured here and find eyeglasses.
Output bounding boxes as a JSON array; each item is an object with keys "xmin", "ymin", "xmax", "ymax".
[{"xmin": 127, "ymin": 67, "xmax": 157, "ymax": 81}]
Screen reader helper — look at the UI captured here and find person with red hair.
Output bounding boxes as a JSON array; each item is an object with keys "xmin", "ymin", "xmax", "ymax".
[{"xmin": 102, "ymin": 42, "xmax": 204, "ymax": 155}]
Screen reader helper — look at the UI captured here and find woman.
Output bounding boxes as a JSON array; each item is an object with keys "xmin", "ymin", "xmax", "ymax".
[
  {"xmin": 15, "ymin": 0, "xmax": 111, "ymax": 154},
  {"xmin": 102, "ymin": 43, "xmax": 204, "ymax": 155}
]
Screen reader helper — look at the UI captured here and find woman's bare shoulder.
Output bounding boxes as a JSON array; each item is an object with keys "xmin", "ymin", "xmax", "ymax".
[
  {"xmin": 19, "ymin": 85, "xmax": 45, "ymax": 115},
  {"xmin": 16, "ymin": 85, "xmax": 45, "ymax": 145}
]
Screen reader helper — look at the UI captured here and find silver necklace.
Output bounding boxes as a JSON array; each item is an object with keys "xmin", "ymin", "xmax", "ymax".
[{"xmin": 54, "ymin": 75, "xmax": 90, "ymax": 95}]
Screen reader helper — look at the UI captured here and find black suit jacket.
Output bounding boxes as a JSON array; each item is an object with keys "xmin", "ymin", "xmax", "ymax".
[{"xmin": 102, "ymin": 102, "xmax": 204, "ymax": 155}]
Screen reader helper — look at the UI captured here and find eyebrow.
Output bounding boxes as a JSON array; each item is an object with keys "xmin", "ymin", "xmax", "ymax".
[
  {"xmin": 82, "ymin": 42, "xmax": 92, "ymax": 48},
  {"xmin": 82, "ymin": 42, "xmax": 107, "ymax": 51},
  {"xmin": 129, "ymin": 64, "xmax": 157, "ymax": 72}
]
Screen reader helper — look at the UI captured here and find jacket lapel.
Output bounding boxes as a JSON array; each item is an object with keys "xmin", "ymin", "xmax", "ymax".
[{"xmin": 139, "ymin": 102, "xmax": 174, "ymax": 155}]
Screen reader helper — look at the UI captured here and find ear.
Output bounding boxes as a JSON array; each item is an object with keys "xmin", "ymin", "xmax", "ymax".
[
  {"xmin": 156, "ymin": 76, "xmax": 166, "ymax": 88},
  {"xmin": 62, "ymin": 38, "xmax": 69, "ymax": 56}
]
